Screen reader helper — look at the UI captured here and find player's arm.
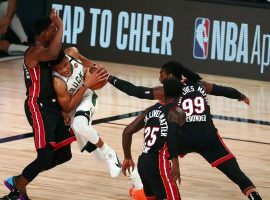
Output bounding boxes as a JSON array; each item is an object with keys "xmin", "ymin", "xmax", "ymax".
[
  {"xmin": 53, "ymin": 76, "xmax": 88, "ymax": 113},
  {"xmin": 200, "ymin": 80, "xmax": 250, "ymax": 105},
  {"xmin": 65, "ymin": 47, "xmax": 96, "ymax": 68},
  {"xmin": 25, "ymin": 10, "xmax": 63, "ymax": 68},
  {"xmin": 167, "ymin": 107, "xmax": 185, "ymax": 184},
  {"xmin": 108, "ymin": 75, "xmax": 164, "ymax": 100},
  {"xmin": 122, "ymin": 109, "xmax": 147, "ymax": 175}
]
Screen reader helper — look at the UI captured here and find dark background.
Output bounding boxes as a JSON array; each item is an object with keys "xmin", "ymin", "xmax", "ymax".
[{"xmin": 8, "ymin": 0, "xmax": 270, "ymax": 81}]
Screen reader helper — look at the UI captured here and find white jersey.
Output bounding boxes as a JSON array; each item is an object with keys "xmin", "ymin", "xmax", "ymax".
[
  {"xmin": 53, "ymin": 55, "xmax": 98, "ymax": 117},
  {"xmin": 53, "ymin": 55, "xmax": 84, "ymax": 95}
]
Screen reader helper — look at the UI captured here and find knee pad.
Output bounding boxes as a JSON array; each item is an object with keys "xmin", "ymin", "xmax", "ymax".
[{"xmin": 72, "ymin": 116, "xmax": 100, "ymax": 146}]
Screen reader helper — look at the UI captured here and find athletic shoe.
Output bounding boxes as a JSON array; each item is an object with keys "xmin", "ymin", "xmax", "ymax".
[
  {"xmin": 2, "ymin": 176, "xmax": 30, "ymax": 200},
  {"xmin": 129, "ymin": 188, "xmax": 147, "ymax": 200},
  {"xmin": 248, "ymin": 192, "xmax": 262, "ymax": 200},
  {"xmin": 128, "ymin": 168, "xmax": 143, "ymax": 189},
  {"xmin": 0, "ymin": 191, "xmax": 20, "ymax": 200},
  {"xmin": 104, "ymin": 150, "xmax": 122, "ymax": 177}
]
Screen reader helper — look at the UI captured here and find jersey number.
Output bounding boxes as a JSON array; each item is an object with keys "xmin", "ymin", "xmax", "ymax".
[
  {"xmin": 182, "ymin": 97, "xmax": 205, "ymax": 116},
  {"xmin": 144, "ymin": 127, "xmax": 159, "ymax": 147}
]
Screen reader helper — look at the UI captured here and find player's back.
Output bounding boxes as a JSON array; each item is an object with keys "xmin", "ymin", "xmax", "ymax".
[
  {"xmin": 178, "ymin": 81, "xmax": 217, "ymax": 144},
  {"xmin": 142, "ymin": 102, "xmax": 176, "ymax": 157}
]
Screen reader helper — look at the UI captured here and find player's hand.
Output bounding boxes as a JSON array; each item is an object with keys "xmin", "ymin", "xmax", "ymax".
[
  {"xmin": 83, "ymin": 65, "xmax": 108, "ymax": 89},
  {"xmin": 238, "ymin": 94, "xmax": 250, "ymax": 105},
  {"xmin": 50, "ymin": 9, "xmax": 63, "ymax": 29},
  {"xmin": 171, "ymin": 158, "xmax": 181, "ymax": 185},
  {"xmin": 122, "ymin": 158, "xmax": 135, "ymax": 176},
  {"xmin": 61, "ymin": 111, "xmax": 71, "ymax": 125}
]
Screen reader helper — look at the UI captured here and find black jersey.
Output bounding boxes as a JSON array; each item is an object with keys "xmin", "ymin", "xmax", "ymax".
[
  {"xmin": 23, "ymin": 47, "xmax": 56, "ymax": 99},
  {"xmin": 142, "ymin": 102, "xmax": 177, "ymax": 156},
  {"xmin": 178, "ymin": 81, "xmax": 217, "ymax": 143}
]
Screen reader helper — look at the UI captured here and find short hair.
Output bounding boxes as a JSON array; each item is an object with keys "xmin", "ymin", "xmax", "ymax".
[
  {"xmin": 32, "ymin": 17, "xmax": 52, "ymax": 36},
  {"xmin": 48, "ymin": 49, "xmax": 66, "ymax": 67},
  {"xmin": 162, "ymin": 61, "xmax": 202, "ymax": 82},
  {"xmin": 163, "ymin": 78, "xmax": 183, "ymax": 99}
]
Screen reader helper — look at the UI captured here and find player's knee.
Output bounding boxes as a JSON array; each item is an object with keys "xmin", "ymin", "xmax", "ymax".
[
  {"xmin": 65, "ymin": 151, "xmax": 72, "ymax": 162},
  {"xmin": 37, "ymin": 154, "xmax": 54, "ymax": 169},
  {"xmin": 72, "ymin": 118, "xmax": 88, "ymax": 135}
]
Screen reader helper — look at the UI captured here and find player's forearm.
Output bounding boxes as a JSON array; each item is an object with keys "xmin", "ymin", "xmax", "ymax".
[
  {"xmin": 79, "ymin": 54, "xmax": 95, "ymax": 68},
  {"xmin": 210, "ymin": 84, "xmax": 245, "ymax": 100},
  {"xmin": 122, "ymin": 132, "xmax": 133, "ymax": 159},
  {"xmin": 108, "ymin": 75, "xmax": 154, "ymax": 100},
  {"xmin": 65, "ymin": 86, "xmax": 87, "ymax": 113},
  {"xmin": 47, "ymin": 25, "xmax": 63, "ymax": 59}
]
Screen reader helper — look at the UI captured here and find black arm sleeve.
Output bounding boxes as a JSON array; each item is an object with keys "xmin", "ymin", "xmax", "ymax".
[
  {"xmin": 108, "ymin": 75, "xmax": 154, "ymax": 100},
  {"xmin": 167, "ymin": 122, "xmax": 181, "ymax": 159},
  {"xmin": 211, "ymin": 84, "xmax": 244, "ymax": 100}
]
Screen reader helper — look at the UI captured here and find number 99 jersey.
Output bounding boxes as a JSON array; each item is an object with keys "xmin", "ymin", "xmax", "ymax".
[{"xmin": 178, "ymin": 81, "xmax": 217, "ymax": 143}]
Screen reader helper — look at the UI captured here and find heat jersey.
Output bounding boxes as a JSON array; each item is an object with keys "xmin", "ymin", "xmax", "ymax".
[
  {"xmin": 178, "ymin": 81, "xmax": 217, "ymax": 143},
  {"xmin": 142, "ymin": 102, "xmax": 176, "ymax": 156},
  {"xmin": 23, "ymin": 47, "xmax": 56, "ymax": 98}
]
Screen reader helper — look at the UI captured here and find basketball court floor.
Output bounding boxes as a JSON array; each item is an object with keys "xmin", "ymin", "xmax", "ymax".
[{"xmin": 0, "ymin": 58, "xmax": 269, "ymax": 199}]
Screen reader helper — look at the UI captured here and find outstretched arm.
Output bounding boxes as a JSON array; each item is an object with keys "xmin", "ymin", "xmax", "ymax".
[
  {"xmin": 200, "ymin": 80, "xmax": 250, "ymax": 105},
  {"xmin": 108, "ymin": 75, "xmax": 164, "ymax": 100}
]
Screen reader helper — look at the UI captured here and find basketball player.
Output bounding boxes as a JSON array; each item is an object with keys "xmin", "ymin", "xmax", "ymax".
[
  {"xmin": 122, "ymin": 78, "xmax": 185, "ymax": 200},
  {"xmin": 50, "ymin": 47, "xmax": 122, "ymax": 178},
  {"xmin": 108, "ymin": 61, "xmax": 262, "ymax": 200},
  {"xmin": 0, "ymin": 11, "xmax": 105, "ymax": 200}
]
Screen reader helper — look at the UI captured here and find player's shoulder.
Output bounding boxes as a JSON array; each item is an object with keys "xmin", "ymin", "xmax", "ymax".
[{"xmin": 65, "ymin": 47, "xmax": 79, "ymax": 59}]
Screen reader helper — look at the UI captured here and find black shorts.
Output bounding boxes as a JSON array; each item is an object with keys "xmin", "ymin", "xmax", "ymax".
[
  {"xmin": 178, "ymin": 131, "xmax": 234, "ymax": 167},
  {"xmin": 137, "ymin": 153, "xmax": 180, "ymax": 200},
  {"xmin": 24, "ymin": 97, "xmax": 76, "ymax": 150},
  {"xmin": 200, "ymin": 132, "xmax": 235, "ymax": 167}
]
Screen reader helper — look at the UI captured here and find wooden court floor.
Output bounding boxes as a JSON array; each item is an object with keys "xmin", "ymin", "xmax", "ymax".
[{"xmin": 0, "ymin": 58, "xmax": 269, "ymax": 200}]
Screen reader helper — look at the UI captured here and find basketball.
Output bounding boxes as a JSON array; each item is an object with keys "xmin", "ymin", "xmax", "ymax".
[{"xmin": 88, "ymin": 66, "xmax": 108, "ymax": 90}]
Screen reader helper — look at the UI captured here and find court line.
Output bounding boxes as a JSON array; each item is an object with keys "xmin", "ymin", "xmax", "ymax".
[{"xmin": 0, "ymin": 111, "xmax": 269, "ymax": 144}]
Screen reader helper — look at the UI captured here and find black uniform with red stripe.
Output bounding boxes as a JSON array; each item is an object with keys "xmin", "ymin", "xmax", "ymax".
[
  {"xmin": 177, "ymin": 81, "xmax": 234, "ymax": 166},
  {"xmin": 23, "ymin": 47, "xmax": 76, "ymax": 150},
  {"xmin": 137, "ymin": 102, "xmax": 180, "ymax": 200}
]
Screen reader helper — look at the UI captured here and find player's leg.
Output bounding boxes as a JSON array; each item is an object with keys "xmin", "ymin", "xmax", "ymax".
[
  {"xmin": 217, "ymin": 158, "xmax": 262, "ymax": 200},
  {"xmin": 3, "ymin": 144, "xmax": 55, "ymax": 200},
  {"xmin": 72, "ymin": 95, "xmax": 121, "ymax": 177},
  {"xmin": 200, "ymin": 132, "xmax": 262, "ymax": 200},
  {"xmin": 138, "ymin": 154, "xmax": 180, "ymax": 200}
]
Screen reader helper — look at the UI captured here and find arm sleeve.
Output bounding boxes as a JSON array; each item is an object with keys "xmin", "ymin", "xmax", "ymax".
[
  {"xmin": 211, "ymin": 84, "xmax": 244, "ymax": 100},
  {"xmin": 167, "ymin": 122, "xmax": 181, "ymax": 159},
  {"xmin": 108, "ymin": 75, "xmax": 154, "ymax": 100}
]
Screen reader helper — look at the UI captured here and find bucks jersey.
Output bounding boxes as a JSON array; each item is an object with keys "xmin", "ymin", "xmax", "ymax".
[
  {"xmin": 53, "ymin": 54, "xmax": 98, "ymax": 115},
  {"xmin": 142, "ymin": 102, "xmax": 176, "ymax": 156},
  {"xmin": 23, "ymin": 47, "xmax": 56, "ymax": 98},
  {"xmin": 53, "ymin": 55, "xmax": 85, "ymax": 95}
]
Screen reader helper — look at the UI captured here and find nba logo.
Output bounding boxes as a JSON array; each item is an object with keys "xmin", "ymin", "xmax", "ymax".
[{"xmin": 193, "ymin": 17, "xmax": 210, "ymax": 59}]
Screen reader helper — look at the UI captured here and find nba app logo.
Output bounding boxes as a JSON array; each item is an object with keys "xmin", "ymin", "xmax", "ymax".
[{"xmin": 193, "ymin": 18, "xmax": 210, "ymax": 59}]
